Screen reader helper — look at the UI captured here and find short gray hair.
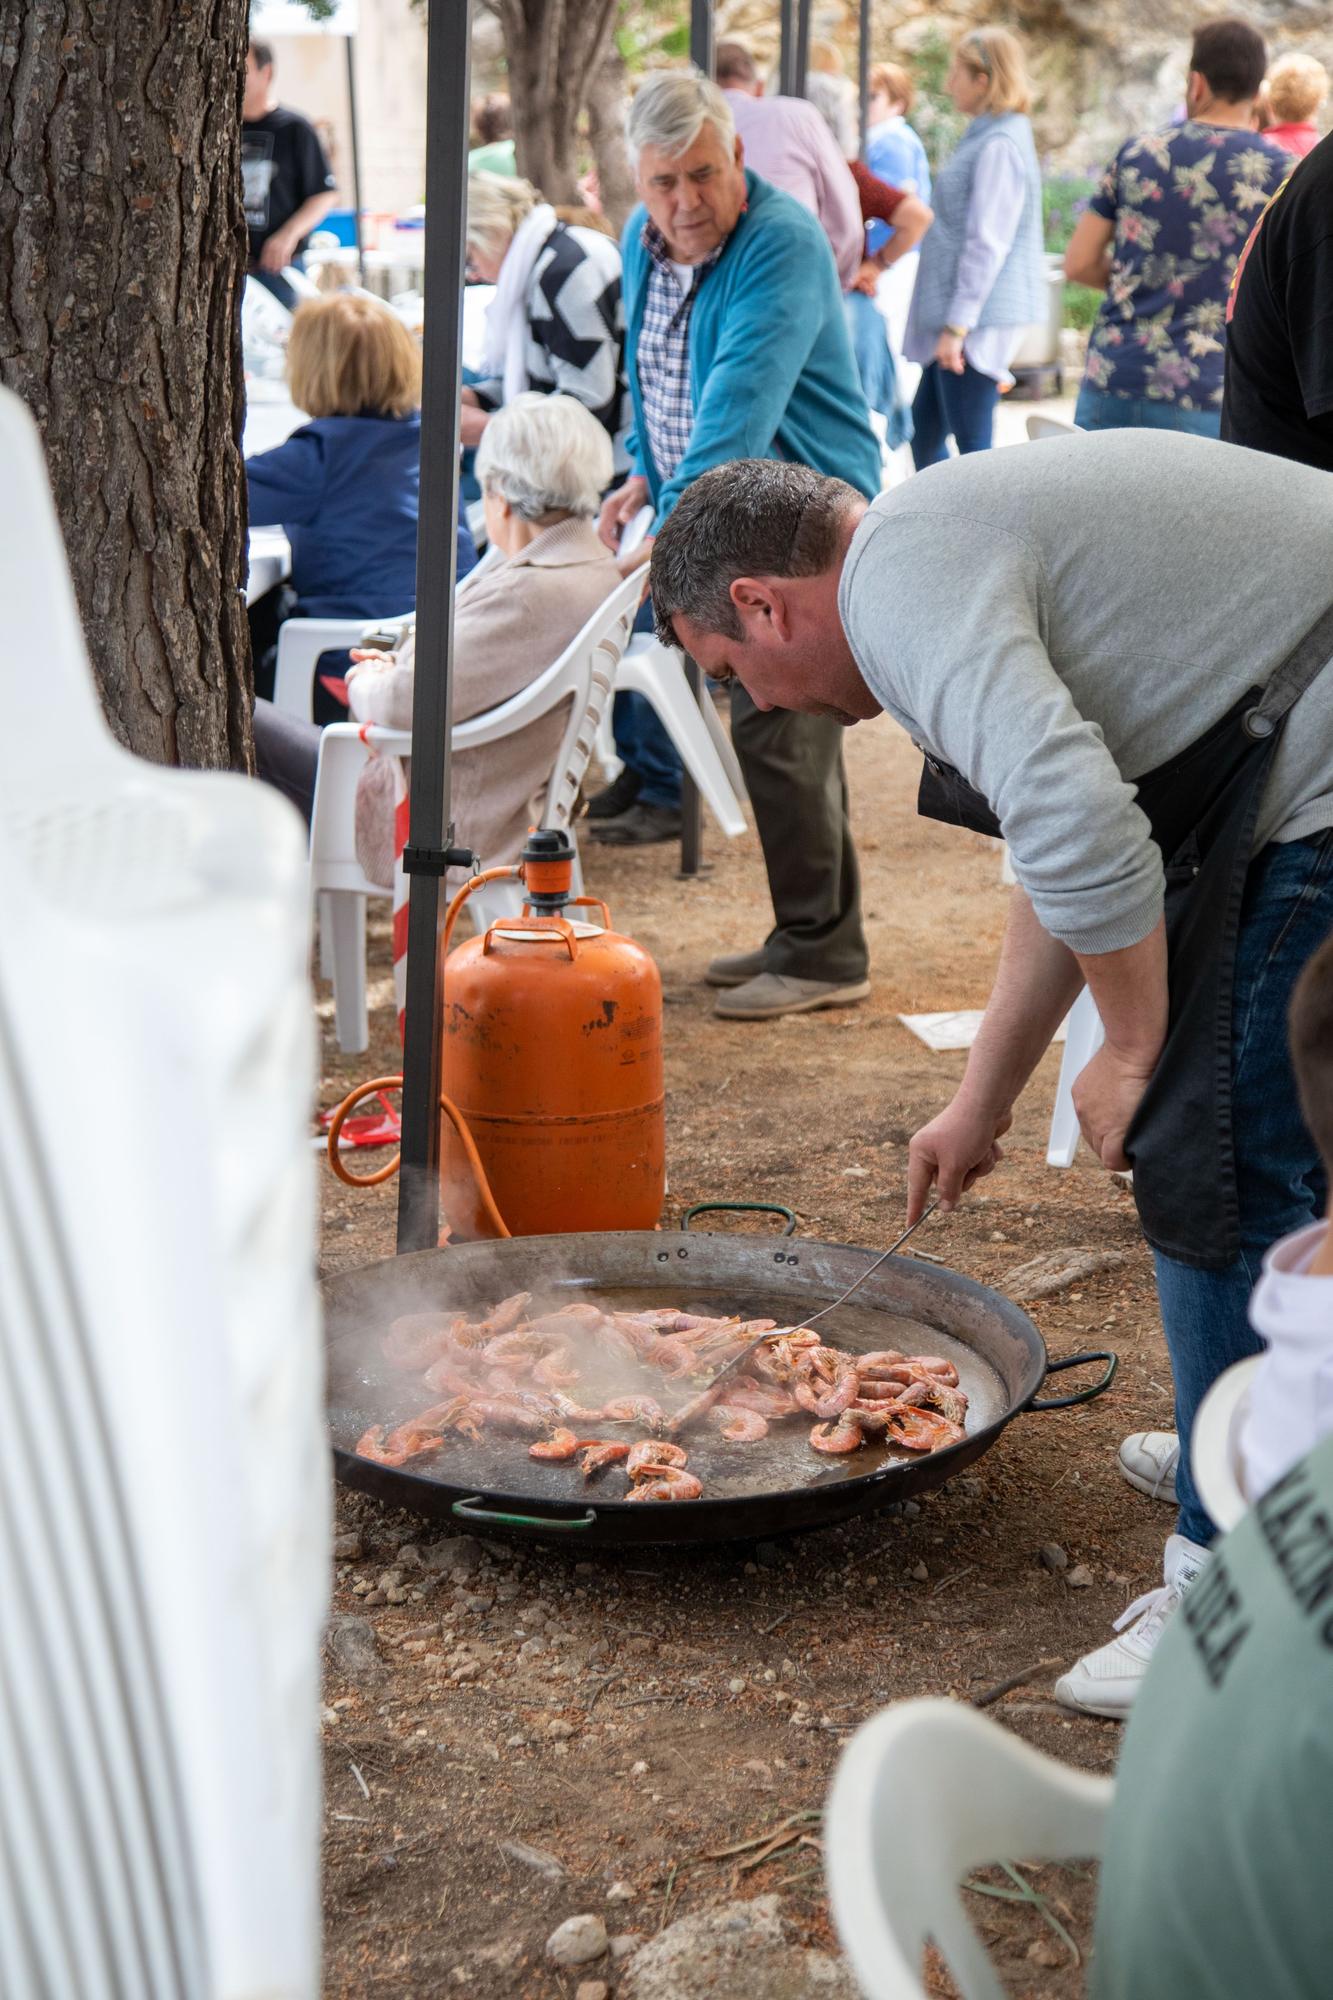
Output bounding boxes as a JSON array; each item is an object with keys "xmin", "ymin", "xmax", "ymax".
[
  {"xmin": 650, "ymin": 460, "xmax": 862, "ymax": 646},
  {"xmin": 466, "ymin": 172, "xmax": 540, "ymax": 260},
  {"xmin": 805, "ymin": 72, "xmax": 858, "ymax": 156},
  {"xmin": 475, "ymin": 392, "xmax": 613, "ymax": 521},
  {"xmin": 626, "ymin": 68, "xmax": 736, "ymax": 168}
]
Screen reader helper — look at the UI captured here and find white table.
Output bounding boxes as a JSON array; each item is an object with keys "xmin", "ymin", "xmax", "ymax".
[{"xmin": 246, "ymin": 525, "xmax": 291, "ymax": 607}]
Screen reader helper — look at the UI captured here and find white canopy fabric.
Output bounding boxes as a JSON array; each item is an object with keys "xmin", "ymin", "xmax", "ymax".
[{"xmin": 247, "ymin": 1, "xmax": 358, "ymax": 38}]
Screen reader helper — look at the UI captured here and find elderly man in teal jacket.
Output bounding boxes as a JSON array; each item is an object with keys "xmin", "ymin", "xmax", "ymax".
[{"xmin": 590, "ymin": 68, "xmax": 882, "ymax": 1021}]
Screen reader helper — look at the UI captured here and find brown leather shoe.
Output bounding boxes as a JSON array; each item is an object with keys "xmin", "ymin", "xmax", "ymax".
[
  {"xmin": 713, "ymin": 972, "xmax": 871, "ymax": 1020},
  {"xmin": 587, "ymin": 802, "xmax": 683, "ymax": 846}
]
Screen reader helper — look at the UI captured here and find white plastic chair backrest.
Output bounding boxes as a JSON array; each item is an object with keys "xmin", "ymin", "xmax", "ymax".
[
  {"xmin": 0, "ymin": 385, "xmax": 325, "ymax": 2000},
  {"xmin": 618, "ymin": 503, "xmax": 656, "ymax": 558},
  {"xmin": 536, "ymin": 569, "xmax": 645, "ymax": 832},
  {"xmin": 1025, "ymin": 414, "xmax": 1079, "ymax": 442},
  {"xmin": 825, "ymin": 1698, "xmax": 1111, "ymax": 2000},
  {"xmin": 0, "ymin": 391, "xmax": 122, "ymax": 766}
]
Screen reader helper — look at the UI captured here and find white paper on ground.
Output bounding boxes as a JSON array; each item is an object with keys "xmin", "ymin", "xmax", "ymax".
[{"xmin": 898, "ymin": 1009, "xmax": 1070, "ymax": 1052}]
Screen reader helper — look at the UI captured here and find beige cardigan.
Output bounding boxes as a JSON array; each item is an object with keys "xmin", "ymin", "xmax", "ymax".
[{"xmin": 348, "ymin": 516, "xmax": 621, "ymax": 885}]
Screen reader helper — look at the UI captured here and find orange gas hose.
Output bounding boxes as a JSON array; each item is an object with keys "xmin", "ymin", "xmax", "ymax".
[
  {"xmin": 326, "ymin": 1076, "xmax": 511, "ymax": 1237},
  {"xmin": 323, "ymin": 865, "xmax": 529, "ymax": 1228}
]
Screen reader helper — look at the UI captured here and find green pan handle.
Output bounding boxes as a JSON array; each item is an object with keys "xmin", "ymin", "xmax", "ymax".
[
  {"xmin": 680, "ymin": 1201, "xmax": 798, "ymax": 1237},
  {"xmin": 451, "ymin": 1495, "xmax": 596, "ymax": 1532},
  {"xmin": 1028, "ymin": 1349, "xmax": 1118, "ymax": 1413}
]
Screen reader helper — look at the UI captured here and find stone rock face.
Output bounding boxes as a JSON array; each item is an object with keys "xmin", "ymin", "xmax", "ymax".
[
  {"xmin": 621, "ymin": 1895, "xmax": 858, "ymax": 2000},
  {"xmin": 715, "ymin": 0, "xmax": 1333, "ymax": 171}
]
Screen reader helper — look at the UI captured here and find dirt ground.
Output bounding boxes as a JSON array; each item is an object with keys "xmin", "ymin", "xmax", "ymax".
[{"xmin": 316, "ymin": 714, "xmax": 1173, "ymax": 1998}]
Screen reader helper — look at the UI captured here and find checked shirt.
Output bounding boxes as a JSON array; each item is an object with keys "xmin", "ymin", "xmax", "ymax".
[{"xmin": 636, "ymin": 220, "xmax": 724, "ymax": 484}]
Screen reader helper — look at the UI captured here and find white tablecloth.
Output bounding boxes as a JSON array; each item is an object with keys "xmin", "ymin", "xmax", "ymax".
[{"xmin": 247, "ymin": 525, "xmax": 291, "ymax": 607}]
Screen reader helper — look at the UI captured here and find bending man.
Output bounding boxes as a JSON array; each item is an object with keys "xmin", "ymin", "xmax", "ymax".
[{"xmin": 648, "ymin": 434, "xmax": 1333, "ymax": 1714}]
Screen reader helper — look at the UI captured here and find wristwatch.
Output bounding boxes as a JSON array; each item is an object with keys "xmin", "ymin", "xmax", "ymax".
[{"xmin": 943, "ymin": 323, "xmax": 969, "ymax": 339}]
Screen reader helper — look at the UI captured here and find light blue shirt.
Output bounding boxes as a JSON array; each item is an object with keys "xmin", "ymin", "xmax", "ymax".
[{"xmin": 865, "ymin": 115, "xmax": 932, "ymax": 255}]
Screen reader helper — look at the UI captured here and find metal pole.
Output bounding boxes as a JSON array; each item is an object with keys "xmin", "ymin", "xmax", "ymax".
[
  {"xmin": 858, "ymin": 0, "xmax": 872, "ymax": 161},
  {"xmin": 344, "ymin": 35, "xmax": 366, "ymax": 288},
  {"xmin": 677, "ymin": 0, "xmax": 713, "ymax": 877},
  {"xmin": 689, "ymin": 0, "xmax": 714, "ymax": 77},
  {"xmin": 779, "ymin": 0, "xmax": 811, "ymax": 98},
  {"xmin": 396, "ymin": 0, "xmax": 473, "ymax": 1255}
]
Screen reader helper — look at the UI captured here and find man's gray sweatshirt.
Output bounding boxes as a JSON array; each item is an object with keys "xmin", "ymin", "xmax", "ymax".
[{"xmin": 839, "ymin": 429, "xmax": 1333, "ymax": 954}]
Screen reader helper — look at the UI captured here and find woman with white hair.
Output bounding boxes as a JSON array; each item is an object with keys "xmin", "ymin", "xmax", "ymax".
[
  {"xmin": 461, "ymin": 173, "xmax": 627, "ymax": 461},
  {"xmin": 253, "ymin": 395, "xmax": 620, "ymax": 876}
]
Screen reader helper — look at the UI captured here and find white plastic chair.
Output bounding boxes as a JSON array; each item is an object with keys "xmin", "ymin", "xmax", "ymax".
[
  {"xmin": 826, "ymin": 1698, "xmax": 1111, "ymax": 2000},
  {"xmin": 1046, "ymin": 986, "xmax": 1105, "ymax": 1167},
  {"xmin": 310, "ymin": 568, "xmax": 645, "ymax": 1051},
  {"xmin": 1191, "ymin": 1356, "xmax": 1259, "ymax": 1536},
  {"xmin": 597, "ymin": 502, "xmax": 748, "ymax": 835},
  {"xmin": 1025, "ymin": 413, "xmax": 1079, "ymax": 441},
  {"xmin": 271, "ymin": 550, "xmax": 504, "ymax": 720},
  {"xmin": 0, "ymin": 386, "xmax": 325, "ymax": 1997}
]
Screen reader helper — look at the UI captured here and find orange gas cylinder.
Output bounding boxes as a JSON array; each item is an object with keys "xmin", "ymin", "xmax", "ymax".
[{"xmin": 439, "ymin": 829, "xmax": 665, "ymax": 1238}]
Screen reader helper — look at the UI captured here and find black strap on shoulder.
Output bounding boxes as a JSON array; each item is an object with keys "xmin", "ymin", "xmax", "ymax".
[{"xmin": 1244, "ymin": 600, "xmax": 1333, "ymax": 739}]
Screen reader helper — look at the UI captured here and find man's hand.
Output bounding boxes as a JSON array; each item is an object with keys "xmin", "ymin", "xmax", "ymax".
[
  {"xmin": 459, "ymin": 402, "xmax": 489, "ymax": 449},
  {"xmin": 1071, "ymin": 1043, "xmax": 1157, "ymax": 1170},
  {"xmin": 907, "ymin": 1096, "xmax": 1012, "ymax": 1224},
  {"xmin": 598, "ymin": 474, "xmax": 650, "ymax": 552},
  {"xmin": 933, "ymin": 330, "xmax": 966, "ymax": 374},
  {"xmin": 260, "ymin": 225, "xmax": 300, "ymax": 273}
]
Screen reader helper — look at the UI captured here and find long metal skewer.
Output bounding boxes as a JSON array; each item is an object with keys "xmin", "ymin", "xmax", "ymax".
[
  {"xmin": 799, "ymin": 1201, "xmax": 941, "ymax": 1330},
  {"xmin": 669, "ymin": 1202, "xmax": 942, "ymax": 1432}
]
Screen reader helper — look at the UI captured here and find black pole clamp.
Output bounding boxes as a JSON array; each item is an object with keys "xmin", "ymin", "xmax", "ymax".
[{"xmin": 402, "ymin": 839, "xmax": 480, "ymax": 877}]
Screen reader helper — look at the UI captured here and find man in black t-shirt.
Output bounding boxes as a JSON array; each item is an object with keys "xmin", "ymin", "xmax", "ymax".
[
  {"xmin": 242, "ymin": 40, "xmax": 338, "ymax": 310},
  {"xmin": 1222, "ymin": 136, "xmax": 1333, "ymax": 472}
]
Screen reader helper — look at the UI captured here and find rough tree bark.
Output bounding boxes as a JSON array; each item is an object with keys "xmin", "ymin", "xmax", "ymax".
[
  {"xmin": 0, "ymin": 1, "xmax": 253, "ymax": 770},
  {"xmin": 495, "ymin": 0, "xmax": 622, "ymax": 204},
  {"xmin": 585, "ymin": 41, "xmax": 637, "ymax": 232}
]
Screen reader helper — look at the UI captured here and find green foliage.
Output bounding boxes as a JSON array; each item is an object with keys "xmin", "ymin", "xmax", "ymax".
[
  {"xmin": 295, "ymin": 0, "xmax": 341, "ymax": 19},
  {"xmin": 1042, "ymin": 172, "xmax": 1096, "ymax": 253},
  {"xmin": 1040, "ymin": 173, "xmax": 1102, "ymax": 331},
  {"xmin": 909, "ymin": 30, "xmax": 965, "ymax": 175}
]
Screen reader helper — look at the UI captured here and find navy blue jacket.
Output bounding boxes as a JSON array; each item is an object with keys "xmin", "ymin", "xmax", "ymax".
[{"xmin": 247, "ymin": 410, "xmax": 477, "ymax": 618}]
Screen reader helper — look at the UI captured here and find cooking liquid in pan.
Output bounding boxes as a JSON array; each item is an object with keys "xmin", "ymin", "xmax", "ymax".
[{"xmin": 327, "ymin": 1285, "xmax": 1012, "ymax": 1503}]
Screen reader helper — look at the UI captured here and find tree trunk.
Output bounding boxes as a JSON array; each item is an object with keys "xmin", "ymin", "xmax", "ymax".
[
  {"xmin": 586, "ymin": 42, "xmax": 636, "ymax": 233},
  {"xmin": 0, "ymin": 1, "xmax": 253, "ymax": 770},
  {"xmin": 496, "ymin": 0, "xmax": 621, "ymax": 204}
]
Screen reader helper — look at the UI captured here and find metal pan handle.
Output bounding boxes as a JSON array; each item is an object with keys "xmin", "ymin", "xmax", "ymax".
[
  {"xmin": 1027, "ymin": 1349, "xmax": 1118, "ymax": 1412},
  {"xmin": 680, "ymin": 1201, "xmax": 798, "ymax": 1237},
  {"xmin": 451, "ymin": 1495, "xmax": 597, "ymax": 1532}
]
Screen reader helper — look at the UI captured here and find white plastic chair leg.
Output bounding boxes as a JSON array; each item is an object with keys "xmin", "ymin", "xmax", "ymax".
[
  {"xmin": 316, "ymin": 890, "xmax": 335, "ymax": 982},
  {"xmin": 617, "ymin": 645, "xmax": 746, "ymax": 837},
  {"xmin": 701, "ymin": 681, "xmax": 749, "ymax": 805},
  {"xmin": 327, "ymin": 892, "xmax": 369, "ymax": 1054},
  {"xmin": 1047, "ymin": 987, "xmax": 1105, "ymax": 1168}
]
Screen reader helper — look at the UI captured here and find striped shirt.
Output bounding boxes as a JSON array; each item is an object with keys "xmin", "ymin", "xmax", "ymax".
[{"xmin": 636, "ymin": 220, "xmax": 723, "ymax": 484}]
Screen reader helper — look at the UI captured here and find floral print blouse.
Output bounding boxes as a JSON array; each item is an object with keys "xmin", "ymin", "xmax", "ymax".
[{"xmin": 1084, "ymin": 123, "xmax": 1286, "ymax": 410}]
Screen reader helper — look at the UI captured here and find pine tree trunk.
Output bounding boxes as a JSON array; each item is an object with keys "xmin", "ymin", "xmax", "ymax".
[
  {"xmin": 497, "ymin": 0, "xmax": 621, "ymax": 205},
  {"xmin": 0, "ymin": 0, "xmax": 253, "ymax": 770},
  {"xmin": 586, "ymin": 43, "xmax": 637, "ymax": 233}
]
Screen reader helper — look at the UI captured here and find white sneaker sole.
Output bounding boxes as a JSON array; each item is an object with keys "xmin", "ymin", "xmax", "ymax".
[{"xmin": 1119, "ymin": 1453, "xmax": 1179, "ymax": 1502}]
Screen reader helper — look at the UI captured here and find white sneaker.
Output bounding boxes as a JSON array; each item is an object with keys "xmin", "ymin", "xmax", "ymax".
[
  {"xmin": 1118, "ymin": 1429, "xmax": 1180, "ymax": 1502},
  {"xmin": 1054, "ymin": 1533, "xmax": 1208, "ymax": 1720}
]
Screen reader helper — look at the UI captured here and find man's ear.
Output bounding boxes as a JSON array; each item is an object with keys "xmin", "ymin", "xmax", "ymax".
[
  {"xmin": 729, "ymin": 576, "xmax": 789, "ymax": 639},
  {"xmin": 734, "ymin": 135, "xmax": 746, "ymax": 168}
]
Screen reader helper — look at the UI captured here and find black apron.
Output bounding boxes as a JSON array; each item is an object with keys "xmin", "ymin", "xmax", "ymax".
[{"xmin": 917, "ymin": 602, "xmax": 1333, "ymax": 1270}]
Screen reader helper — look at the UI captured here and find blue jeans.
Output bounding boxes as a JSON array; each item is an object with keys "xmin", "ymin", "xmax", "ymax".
[
  {"xmin": 910, "ymin": 359, "xmax": 999, "ymax": 467},
  {"xmin": 610, "ymin": 600, "xmax": 683, "ymax": 809},
  {"xmin": 1074, "ymin": 384, "xmax": 1221, "ymax": 438},
  {"xmin": 1154, "ymin": 831, "xmax": 1333, "ymax": 1546}
]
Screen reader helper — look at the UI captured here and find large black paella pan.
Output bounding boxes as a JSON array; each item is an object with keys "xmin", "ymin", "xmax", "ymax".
[{"xmin": 325, "ymin": 1207, "xmax": 1116, "ymax": 1546}]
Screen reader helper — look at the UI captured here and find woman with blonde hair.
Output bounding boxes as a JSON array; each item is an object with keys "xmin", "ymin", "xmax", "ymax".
[
  {"xmin": 246, "ymin": 291, "xmax": 476, "ymax": 705},
  {"xmin": 461, "ymin": 171, "xmax": 626, "ymax": 460},
  {"xmin": 903, "ymin": 26, "xmax": 1046, "ymax": 463}
]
